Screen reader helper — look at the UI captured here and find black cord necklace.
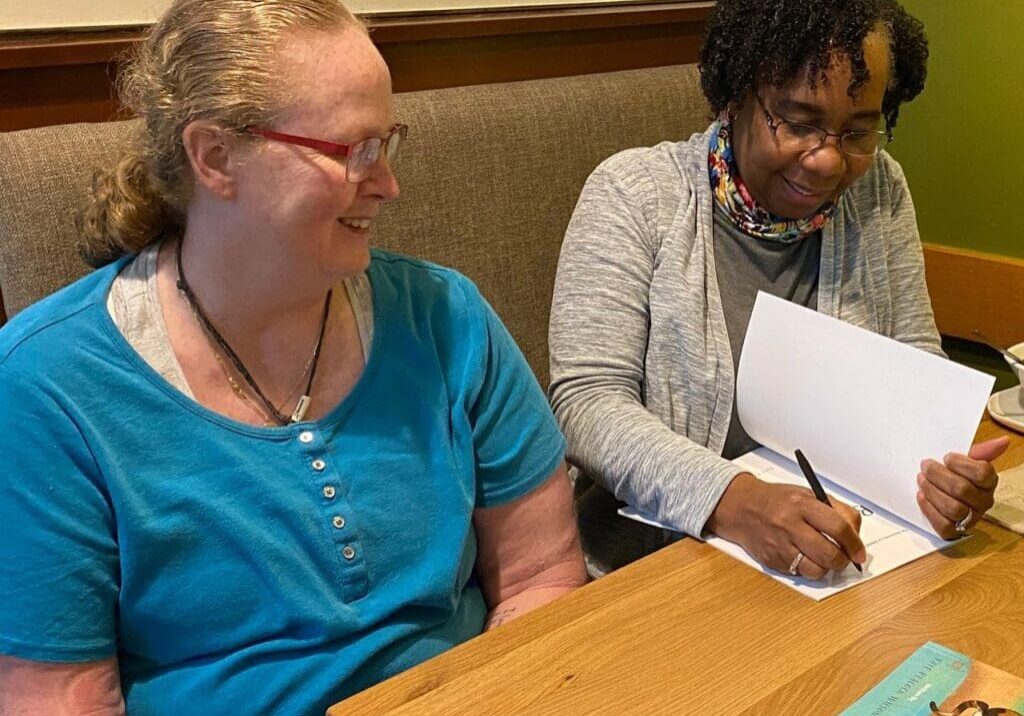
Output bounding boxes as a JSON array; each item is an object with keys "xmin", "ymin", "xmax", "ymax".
[{"xmin": 175, "ymin": 239, "xmax": 332, "ymax": 425}]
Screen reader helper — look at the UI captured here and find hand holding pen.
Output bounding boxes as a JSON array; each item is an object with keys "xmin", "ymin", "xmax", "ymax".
[
  {"xmin": 707, "ymin": 468, "xmax": 867, "ymax": 580},
  {"xmin": 794, "ymin": 449, "xmax": 865, "ymax": 574}
]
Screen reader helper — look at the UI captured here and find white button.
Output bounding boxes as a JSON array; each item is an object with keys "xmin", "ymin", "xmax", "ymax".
[
  {"xmin": 298, "ymin": 431, "xmax": 314, "ymax": 444},
  {"xmin": 332, "ymin": 515, "xmax": 346, "ymax": 529},
  {"xmin": 342, "ymin": 546, "xmax": 356, "ymax": 560},
  {"xmin": 323, "ymin": 485, "xmax": 336, "ymax": 499},
  {"xmin": 312, "ymin": 459, "xmax": 326, "ymax": 471}
]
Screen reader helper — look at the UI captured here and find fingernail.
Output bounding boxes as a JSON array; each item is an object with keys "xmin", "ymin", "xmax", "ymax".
[
  {"xmin": 920, "ymin": 459, "xmax": 928, "ymax": 471},
  {"xmin": 917, "ymin": 473, "xmax": 925, "ymax": 487}
]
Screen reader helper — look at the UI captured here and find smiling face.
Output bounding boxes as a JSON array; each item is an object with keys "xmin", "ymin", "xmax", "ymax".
[
  {"xmin": 231, "ymin": 26, "xmax": 399, "ymax": 280},
  {"xmin": 729, "ymin": 25, "xmax": 892, "ymax": 220}
]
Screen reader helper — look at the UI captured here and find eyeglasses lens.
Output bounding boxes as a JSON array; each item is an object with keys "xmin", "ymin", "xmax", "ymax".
[
  {"xmin": 842, "ymin": 132, "xmax": 887, "ymax": 157},
  {"xmin": 776, "ymin": 122, "xmax": 885, "ymax": 158},
  {"xmin": 346, "ymin": 127, "xmax": 405, "ymax": 182}
]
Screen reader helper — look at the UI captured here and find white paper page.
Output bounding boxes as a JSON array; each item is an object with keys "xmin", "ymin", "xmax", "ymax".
[
  {"xmin": 620, "ymin": 448, "xmax": 957, "ymax": 600},
  {"xmin": 736, "ymin": 292, "xmax": 994, "ymax": 534}
]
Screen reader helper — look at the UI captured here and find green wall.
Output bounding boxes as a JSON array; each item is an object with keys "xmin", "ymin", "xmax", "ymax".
[{"xmin": 888, "ymin": 0, "xmax": 1024, "ymax": 258}]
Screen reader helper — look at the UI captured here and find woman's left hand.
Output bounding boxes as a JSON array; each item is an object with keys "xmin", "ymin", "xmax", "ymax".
[{"xmin": 916, "ymin": 436, "xmax": 1009, "ymax": 539}]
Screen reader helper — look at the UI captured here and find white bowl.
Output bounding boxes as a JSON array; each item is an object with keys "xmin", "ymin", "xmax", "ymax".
[{"xmin": 1009, "ymin": 342, "xmax": 1024, "ymax": 385}]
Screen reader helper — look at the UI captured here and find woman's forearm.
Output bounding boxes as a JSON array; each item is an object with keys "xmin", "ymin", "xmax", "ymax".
[{"xmin": 484, "ymin": 581, "xmax": 581, "ymax": 631}]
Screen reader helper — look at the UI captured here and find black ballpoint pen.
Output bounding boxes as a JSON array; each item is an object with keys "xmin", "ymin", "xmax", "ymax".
[{"xmin": 794, "ymin": 449, "xmax": 864, "ymax": 573}]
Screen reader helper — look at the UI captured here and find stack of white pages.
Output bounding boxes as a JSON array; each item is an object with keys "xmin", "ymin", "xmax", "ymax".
[{"xmin": 622, "ymin": 292, "xmax": 995, "ymax": 600}]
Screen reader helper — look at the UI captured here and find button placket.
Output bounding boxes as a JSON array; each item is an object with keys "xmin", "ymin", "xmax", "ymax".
[{"xmin": 296, "ymin": 428, "xmax": 365, "ymax": 595}]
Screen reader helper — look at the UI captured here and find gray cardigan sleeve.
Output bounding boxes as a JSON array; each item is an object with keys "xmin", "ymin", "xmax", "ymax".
[
  {"xmin": 881, "ymin": 155, "xmax": 944, "ymax": 356},
  {"xmin": 548, "ymin": 154, "xmax": 743, "ymax": 537}
]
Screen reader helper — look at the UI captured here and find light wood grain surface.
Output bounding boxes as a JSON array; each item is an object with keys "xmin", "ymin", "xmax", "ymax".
[{"xmin": 328, "ymin": 416, "xmax": 1024, "ymax": 715}]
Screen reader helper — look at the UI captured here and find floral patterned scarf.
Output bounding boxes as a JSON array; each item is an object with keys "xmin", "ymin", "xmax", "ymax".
[{"xmin": 708, "ymin": 121, "xmax": 836, "ymax": 243}]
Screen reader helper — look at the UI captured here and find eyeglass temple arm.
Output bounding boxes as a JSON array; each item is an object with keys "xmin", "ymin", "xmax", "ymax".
[{"xmin": 247, "ymin": 127, "xmax": 351, "ymax": 157}]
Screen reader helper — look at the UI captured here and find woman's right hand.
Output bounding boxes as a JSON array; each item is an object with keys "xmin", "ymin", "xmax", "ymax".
[{"xmin": 706, "ymin": 472, "xmax": 867, "ymax": 579}]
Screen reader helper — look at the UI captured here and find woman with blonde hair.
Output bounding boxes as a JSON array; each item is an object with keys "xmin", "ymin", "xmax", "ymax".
[{"xmin": 0, "ymin": 1, "xmax": 586, "ymax": 712}]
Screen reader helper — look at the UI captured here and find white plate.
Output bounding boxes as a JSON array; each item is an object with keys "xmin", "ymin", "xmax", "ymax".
[
  {"xmin": 987, "ymin": 341, "xmax": 1024, "ymax": 433},
  {"xmin": 988, "ymin": 386, "xmax": 1024, "ymax": 433}
]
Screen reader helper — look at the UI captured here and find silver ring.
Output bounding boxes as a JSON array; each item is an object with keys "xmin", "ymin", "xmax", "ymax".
[
  {"xmin": 954, "ymin": 508, "xmax": 974, "ymax": 536},
  {"xmin": 788, "ymin": 551, "xmax": 805, "ymax": 576}
]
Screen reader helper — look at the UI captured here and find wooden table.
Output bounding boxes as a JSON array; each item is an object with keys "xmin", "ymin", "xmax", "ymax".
[{"xmin": 329, "ymin": 417, "xmax": 1024, "ymax": 715}]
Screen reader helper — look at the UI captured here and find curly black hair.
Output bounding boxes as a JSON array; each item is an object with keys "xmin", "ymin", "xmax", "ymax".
[{"xmin": 699, "ymin": 0, "xmax": 928, "ymax": 132}]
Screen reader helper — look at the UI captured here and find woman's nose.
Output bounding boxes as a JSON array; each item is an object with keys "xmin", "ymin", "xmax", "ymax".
[
  {"xmin": 362, "ymin": 159, "xmax": 401, "ymax": 201},
  {"xmin": 801, "ymin": 139, "xmax": 846, "ymax": 180}
]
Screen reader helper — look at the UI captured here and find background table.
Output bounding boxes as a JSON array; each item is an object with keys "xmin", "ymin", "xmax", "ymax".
[{"xmin": 329, "ymin": 417, "xmax": 1024, "ymax": 715}]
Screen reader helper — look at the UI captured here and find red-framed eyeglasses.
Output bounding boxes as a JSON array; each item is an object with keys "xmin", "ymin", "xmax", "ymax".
[{"xmin": 245, "ymin": 124, "xmax": 408, "ymax": 183}]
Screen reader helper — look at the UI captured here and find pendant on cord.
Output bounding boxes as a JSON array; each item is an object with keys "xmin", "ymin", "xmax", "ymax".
[
  {"xmin": 291, "ymin": 395, "xmax": 312, "ymax": 423},
  {"xmin": 175, "ymin": 240, "xmax": 332, "ymax": 428}
]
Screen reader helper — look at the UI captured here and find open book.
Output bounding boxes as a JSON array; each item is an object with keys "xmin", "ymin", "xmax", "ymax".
[{"xmin": 622, "ymin": 292, "xmax": 995, "ymax": 600}]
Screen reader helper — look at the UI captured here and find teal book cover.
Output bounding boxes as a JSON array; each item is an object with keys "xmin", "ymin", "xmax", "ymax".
[{"xmin": 840, "ymin": 642, "xmax": 1024, "ymax": 715}]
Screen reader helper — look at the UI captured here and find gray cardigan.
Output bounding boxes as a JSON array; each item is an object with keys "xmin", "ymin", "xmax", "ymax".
[{"xmin": 548, "ymin": 124, "xmax": 943, "ymax": 563}]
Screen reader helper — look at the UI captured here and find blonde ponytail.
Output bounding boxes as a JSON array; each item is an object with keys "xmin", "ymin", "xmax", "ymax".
[{"xmin": 77, "ymin": 145, "xmax": 183, "ymax": 266}]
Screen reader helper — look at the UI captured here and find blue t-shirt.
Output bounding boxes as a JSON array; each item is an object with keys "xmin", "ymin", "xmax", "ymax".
[{"xmin": 0, "ymin": 250, "xmax": 565, "ymax": 715}]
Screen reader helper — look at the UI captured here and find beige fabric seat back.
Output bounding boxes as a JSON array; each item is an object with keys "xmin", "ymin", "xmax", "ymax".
[{"xmin": 0, "ymin": 64, "xmax": 709, "ymax": 385}]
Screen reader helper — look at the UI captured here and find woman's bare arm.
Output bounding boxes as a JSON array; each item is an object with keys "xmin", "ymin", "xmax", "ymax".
[
  {"xmin": 473, "ymin": 462, "xmax": 588, "ymax": 630},
  {"xmin": 0, "ymin": 654, "xmax": 125, "ymax": 716}
]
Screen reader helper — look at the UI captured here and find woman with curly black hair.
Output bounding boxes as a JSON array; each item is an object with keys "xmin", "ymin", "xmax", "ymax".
[{"xmin": 549, "ymin": 0, "xmax": 1007, "ymax": 578}]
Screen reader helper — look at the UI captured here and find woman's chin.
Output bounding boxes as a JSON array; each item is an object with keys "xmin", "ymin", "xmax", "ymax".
[
  {"xmin": 330, "ymin": 248, "xmax": 371, "ymax": 279},
  {"xmin": 327, "ymin": 226, "xmax": 372, "ymax": 273}
]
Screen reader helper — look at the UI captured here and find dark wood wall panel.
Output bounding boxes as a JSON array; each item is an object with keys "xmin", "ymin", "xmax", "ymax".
[
  {"xmin": 0, "ymin": 3, "xmax": 710, "ymax": 131},
  {"xmin": 0, "ymin": 29, "xmax": 140, "ymax": 131},
  {"xmin": 379, "ymin": 22, "xmax": 702, "ymax": 92},
  {"xmin": 0, "ymin": 63, "xmax": 120, "ymax": 131}
]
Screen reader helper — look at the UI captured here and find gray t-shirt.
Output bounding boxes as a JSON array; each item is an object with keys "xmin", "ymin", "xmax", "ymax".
[{"xmin": 712, "ymin": 207, "xmax": 821, "ymax": 459}]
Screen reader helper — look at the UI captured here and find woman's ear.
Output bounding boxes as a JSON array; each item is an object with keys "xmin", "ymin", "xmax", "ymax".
[
  {"xmin": 724, "ymin": 91, "xmax": 752, "ymax": 123},
  {"xmin": 181, "ymin": 120, "xmax": 240, "ymax": 200}
]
